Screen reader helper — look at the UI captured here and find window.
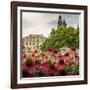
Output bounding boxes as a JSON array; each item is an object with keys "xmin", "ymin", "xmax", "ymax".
[
  {"xmin": 33, "ymin": 43, "xmax": 35, "ymax": 45},
  {"xmin": 37, "ymin": 38, "xmax": 39, "ymax": 42},
  {"xmin": 26, "ymin": 42, "xmax": 28, "ymax": 45},
  {"xmin": 29, "ymin": 42, "xmax": 31, "ymax": 45}
]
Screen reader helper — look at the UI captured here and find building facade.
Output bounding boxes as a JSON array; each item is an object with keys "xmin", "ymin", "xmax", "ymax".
[{"xmin": 23, "ymin": 34, "xmax": 46, "ymax": 54}]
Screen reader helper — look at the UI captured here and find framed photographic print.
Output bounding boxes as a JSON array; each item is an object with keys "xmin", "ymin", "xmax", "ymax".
[{"xmin": 11, "ymin": 1, "xmax": 88, "ymax": 89}]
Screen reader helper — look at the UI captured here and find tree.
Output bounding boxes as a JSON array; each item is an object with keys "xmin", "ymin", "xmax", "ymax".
[
  {"xmin": 57, "ymin": 15, "xmax": 62, "ymax": 28},
  {"xmin": 40, "ymin": 26, "xmax": 79, "ymax": 51}
]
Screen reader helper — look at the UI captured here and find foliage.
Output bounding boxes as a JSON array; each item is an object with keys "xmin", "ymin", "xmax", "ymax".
[
  {"xmin": 64, "ymin": 64, "xmax": 79, "ymax": 75},
  {"xmin": 40, "ymin": 26, "xmax": 79, "ymax": 51}
]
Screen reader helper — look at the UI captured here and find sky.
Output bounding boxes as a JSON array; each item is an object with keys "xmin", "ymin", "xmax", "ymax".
[{"xmin": 22, "ymin": 12, "xmax": 79, "ymax": 37}]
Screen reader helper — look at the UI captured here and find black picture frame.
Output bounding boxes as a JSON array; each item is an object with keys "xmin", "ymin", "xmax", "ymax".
[{"xmin": 11, "ymin": 1, "xmax": 88, "ymax": 89}]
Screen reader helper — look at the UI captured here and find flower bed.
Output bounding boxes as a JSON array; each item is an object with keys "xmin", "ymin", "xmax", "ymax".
[{"xmin": 22, "ymin": 48, "xmax": 79, "ymax": 77}]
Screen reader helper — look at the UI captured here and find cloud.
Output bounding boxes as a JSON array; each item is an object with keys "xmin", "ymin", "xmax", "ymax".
[
  {"xmin": 22, "ymin": 12, "xmax": 79, "ymax": 37},
  {"xmin": 22, "ymin": 12, "xmax": 59, "ymax": 37}
]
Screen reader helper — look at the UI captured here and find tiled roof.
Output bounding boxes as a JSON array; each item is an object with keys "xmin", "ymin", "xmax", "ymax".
[{"xmin": 29, "ymin": 34, "xmax": 45, "ymax": 38}]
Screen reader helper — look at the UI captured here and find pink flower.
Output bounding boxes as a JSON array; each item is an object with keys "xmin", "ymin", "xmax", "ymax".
[
  {"xmin": 64, "ymin": 60, "xmax": 70, "ymax": 66},
  {"xmin": 63, "ymin": 56, "xmax": 70, "ymax": 60},
  {"xmin": 75, "ymin": 55, "xmax": 79, "ymax": 60},
  {"xmin": 53, "ymin": 53, "xmax": 60, "ymax": 59},
  {"xmin": 68, "ymin": 48, "xmax": 76, "ymax": 54},
  {"xmin": 49, "ymin": 68, "xmax": 59, "ymax": 76},
  {"xmin": 22, "ymin": 54, "xmax": 26, "ymax": 63},
  {"xmin": 57, "ymin": 64, "xmax": 65, "ymax": 71},
  {"xmin": 47, "ymin": 49, "xmax": 54, "ymax": 56}
]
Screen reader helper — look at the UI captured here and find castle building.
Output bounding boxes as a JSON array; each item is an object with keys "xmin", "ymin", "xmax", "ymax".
[{"xmin": 23, "ymin": 34, "xmax": 46, "ymax": 54}]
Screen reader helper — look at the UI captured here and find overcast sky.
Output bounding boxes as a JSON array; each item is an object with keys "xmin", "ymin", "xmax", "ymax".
[{"xmin": 22, "ymin": 12, "xmax": 79, "ymax": 37}]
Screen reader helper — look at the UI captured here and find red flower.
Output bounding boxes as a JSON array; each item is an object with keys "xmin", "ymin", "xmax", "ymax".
[{"xmin": 29, "ymin": 73, "xmax": 33, "ymax": 77}]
